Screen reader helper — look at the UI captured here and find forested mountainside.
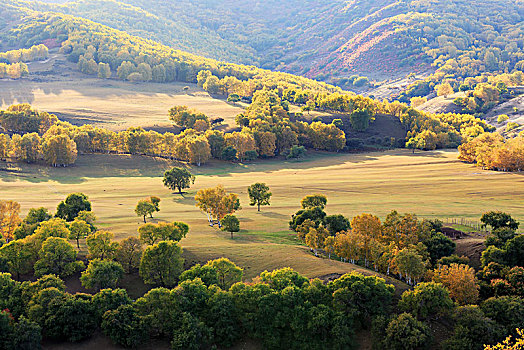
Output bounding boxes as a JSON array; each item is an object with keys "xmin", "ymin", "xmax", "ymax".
[
  {"xmin": 6, "ymin": 0, "xmax": 524, "ymax": 88},
  {"xmin": 0, "ymin": 0, "xmax": 339, "ymax": 94}
]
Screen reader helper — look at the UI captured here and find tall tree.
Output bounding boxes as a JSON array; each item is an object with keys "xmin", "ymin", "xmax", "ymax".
[
  {"xmin": 135, "ymin": 200, "xmax": 156, "ymax": 223},
  {"xmin": 56, "ymin": 193, "xmax": 92, "ymax": 222},
  {"xmin": 301, "ymin": 194, "xmax": 327, "ymax": 210},
  {"xmin": 205, "ymin": 258, "xmax": 243, "ymax": 290},
  {"xmin": 33, "ymin": 237, "xmax": 83, "ymax": 278},
  {"xmin": 139, "ymin": 241, "xmax": 184, "ymax": 287},
  {"xmin": 86, "ymin": 231, "xmax": 119, "ymax": 260},
  {"xmin": 80, "ymin": 259, "xmax": 124, "ymax": 290},
  {"xmin": 247, "ymin": 183, "xmax": 272, "ymax": 211},
  {"xmin": 41, "ymin": 134, "xmax": 77, "ymax": 167},
  {"xmin": 221, "ymin": 215, "xmax": 240, "ymax": 238},
  {"xmin": 0, "ymin": 240, "xmax": 32, "ymax": 279},
  {"xmin": 481, "ymin": 211, "xmax": 519, "ymax": 231},
  {"xmin": 115, "ymin": 237, "xmax": 143, "ymax": 273},
  {"xmin": 195, "ymin": 185, "xmax": 240, "ymax": 227},
  {"xmin": 163, "ymin": 167, "xmax": 195, "ymax": 194},
  {"xmin": 138, "ymin": 222, "xmax": 189, "ymax": 245},
  {"xmin": 433, "ymin": 263, "xmax": 479, "ymax": 305},
  {"xmin": 0, "ymin": 200, "xmax": 21, "ymax": 242},
  {"xmin": 68, "ymin": 219, "xmax": 91, "ymax": 249}
]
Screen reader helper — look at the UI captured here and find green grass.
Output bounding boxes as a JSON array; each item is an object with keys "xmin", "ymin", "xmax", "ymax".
[{"xmin": 2, "ymin": 149, "xmax": 524, "ymax": 291}]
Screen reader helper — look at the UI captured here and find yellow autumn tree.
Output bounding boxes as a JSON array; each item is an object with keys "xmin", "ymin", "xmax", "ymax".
[
  {"xmin": 0, "ymin": 200, "xmax": 22, "ymax": 242},
  {"xmin": 195, "ymin": 185, "xmax": 240, "ymax": 227},
  {"xmin": 432, "ymin": 263, "xmax": 479, "ymax": 305}
]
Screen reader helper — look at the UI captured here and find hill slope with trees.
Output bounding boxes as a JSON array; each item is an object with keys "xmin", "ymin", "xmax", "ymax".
[{"xmin": 5, "ymin": 0, "xmax": 524, "ymax": 89}]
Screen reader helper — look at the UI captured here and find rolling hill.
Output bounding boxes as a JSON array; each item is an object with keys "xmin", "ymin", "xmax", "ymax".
[{"xmin": 5, "ymin": 0, "xmax": 524, "ymax": 89}]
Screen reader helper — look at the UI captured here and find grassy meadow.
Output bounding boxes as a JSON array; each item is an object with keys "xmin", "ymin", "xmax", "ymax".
[{"xmin": 1, "ymin": 149, "xmax": 523, "ymax": 287}]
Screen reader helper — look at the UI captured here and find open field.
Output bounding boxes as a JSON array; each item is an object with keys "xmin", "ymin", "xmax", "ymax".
[
  {"xmin": 0, "ymin": 53, "xmax": 247, "ymax": 131},
  {"xmin": 0, "ymin": 78, "xmax": 245, "ymax": 131},
  {"xmin": 2, "ymin": 149, "xmax": 523, "ymax": 286}
]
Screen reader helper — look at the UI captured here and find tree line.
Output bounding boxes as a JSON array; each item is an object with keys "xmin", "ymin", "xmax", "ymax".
[
  {"xmin": 0, "ymin": 102, "xmax": 347, "ymax": 167},
  {"xmin": 459, "ymin": 132, "xmax": 524, "ymax": 172},
  {"xmin": 0, "ymin": 44, "xmax": 48, "ymax": 80}
]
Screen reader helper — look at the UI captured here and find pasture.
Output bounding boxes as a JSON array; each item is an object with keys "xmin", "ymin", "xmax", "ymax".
[
  {"xmin": 0, "ymin": 58, "xmax": 246, "ymax": 131},
  {"xmin": 1, "ymin": 149, "xmax": 523, "ymax": 285}
]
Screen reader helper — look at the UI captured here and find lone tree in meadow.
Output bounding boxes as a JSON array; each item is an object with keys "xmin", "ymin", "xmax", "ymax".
[
  {"xmin": 221, "ymin": 214, "xmax": 240, "ymax": 238},
  {"xmin": 247, "ymin": 183, "xmax": 272, "ymax": 212},
  {"xmin": 135, "ymin": 199, "xmax": 157, "ymax": 223},
  {"xmin": 163, "ymin": 167, "xmax": 195, "ymax": 194}
]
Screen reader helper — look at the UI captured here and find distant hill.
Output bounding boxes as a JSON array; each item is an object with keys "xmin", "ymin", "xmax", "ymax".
[{"xmin": 6, "ymin": 0, "xmax": 524, "ymax": 89}]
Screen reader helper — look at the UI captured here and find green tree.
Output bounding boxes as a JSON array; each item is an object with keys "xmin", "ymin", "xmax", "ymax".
[
  {"xmin": 115, "ymin": 237, "xmax": 143, "ymax": 273},
  {"xmin": 134, "ymin": 288, "xmax": 178, "ymax": 337},
  {"xmin": 324, "ymin": 214, "xmax": 350, "ymax": 235},
  {"xmin": 139, "ymin": 241, "xmax": 184, "ymax": 287},
  {"xmin": 350, "ymin": 108, "xmax": 372, "ymax": 131},
  {"xmin": 0, "ymin": 240, "xmax": 32, "ymax": 280},
  {"xmin": 443, "ymin": 306, "xmax": 501, "ymax": 350},
  {"xmin": 423, "ymin": 232, "xmax": 456, "ymax": 264},
  {"xmin": 135, "ymin": 200, "xmax": 156, "ymax": 223},
  {"xmin": 382, "ymin": 313, "xmax": 431, "ymax": 350},
  {"xmin": 247, "ymin": 182, "xmax": 272, "ymax": 211},
  {"xmin": 171, "ymin": 312, "xmax": 211, "ymax": 350},
  {"xmin": 98, "ymin": 62, "xmax": 111, "ymax": 79},
  {"xmin": 204, "ymin": 258, "xmax": 243, "ymax": 290},
  {"xmin": 203, "ymin": 75, "xmax": 221, "ymax": 94},
  {"xmin": 34, "ymin": 237, "xmax": 83, "ymax": 278},
  {"xmin": 138, "ymin": 222, "xmax": 189, "ymax": 245},
  {"xmin": 399, "ymin": 282, "xmax": 454, "ymax": 320},
  {"xmin": 68, "ymin": 219, "xmax": 91, "ymax": 248},
  {"xmin": 163, "ymin": 167, "xmax": 195, "ymax": 194},
  {"xmin": 289, "ymin": 206, "xmax": 326, "ymax": 231},
  {"xmin": 80, "ymin": 259, "xmax": 124, "ymax": 290},
  {"xmin": 86, "ymin": 231, "xmax": 119, "ymax": 260},
  {"xmin": 56, "ymin": 193, "xmax": 92, "ymax": 222},
  {"xmin": 179, "ymin": 264, "xmax": 219, "ymax": 286},
  {"xmin": 481, "ymin": 211, "xmax": 519, "ymax": 231},
  {"xmin": 260, "ymin": 267, "xmax": 309, "ymax": 290},
  {"xmin": 287, "ymin": 145, "xmax": 306, "ymax": 159},
  {"xmin": 24, "ymin": 207, "xmax": 52, "ymax": 225},
  {"xmin": 92, "ymin": 288, "xmax": 131, "ymax": 321},
  {"xmin": 481, "ymin": 296, "xmax": 524, "ymax": 337},
  {"xmin": 102, "ymin": 304, "xmax": 149, "ymax": 348},
  {"xmin": 33, "ymin": 217, "xmax": 70, "ymax": 244},
  {"xmin": 301, "ymin": 194, "xmax": 327, "ymax": 210},
  {"xmin": 12, "ymin": 316, "xmax": 42, "ymax": 350},
  {"xmin": 221, "ymin": 215, "xmax": 240, "ymax": 238}
]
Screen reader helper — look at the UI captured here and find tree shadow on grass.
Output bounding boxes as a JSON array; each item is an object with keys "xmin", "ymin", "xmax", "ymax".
[{"xmin": 259, "ymin": 211, "xmax": 289, "ymax": 220}]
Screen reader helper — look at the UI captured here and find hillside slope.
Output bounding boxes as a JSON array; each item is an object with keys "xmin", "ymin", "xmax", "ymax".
[{"xmin": 7, "ymin": 0, "xmax": 524, "ymax": 89}]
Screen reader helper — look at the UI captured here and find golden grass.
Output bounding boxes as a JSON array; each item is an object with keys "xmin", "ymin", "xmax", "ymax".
[
  {"xmin": 0, "ymin": 78, "xmax": 245, "ymax": 131},
  {"xmin": 1, "ymin": 149, "xmax": 523, "ymax": 289}
]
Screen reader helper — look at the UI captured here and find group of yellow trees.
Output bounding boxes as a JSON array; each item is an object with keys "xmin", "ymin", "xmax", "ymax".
[
  {"xmin": 293, "ymin": 196, "xmax": 479, "ymax": 302},
  {"xmin": 0, "ymin": 44, "xmax": 48, "ymax": 80},
  {"xmin": 459, "ymin": 132, "xmax": 524, "ymax": 172},
  {"xmin": 0, "ymin": 101, "xmax": 349, "ymax": 167}
]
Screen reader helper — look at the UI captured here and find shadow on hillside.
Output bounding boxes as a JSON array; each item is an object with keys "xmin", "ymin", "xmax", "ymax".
[{"xmin": 0, "ymin": 149, "xmax": 456, "ymax": 184}]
